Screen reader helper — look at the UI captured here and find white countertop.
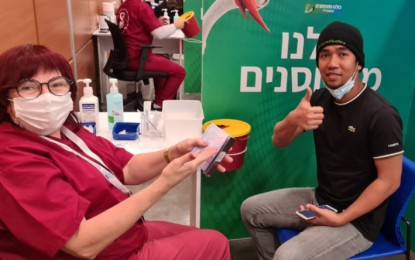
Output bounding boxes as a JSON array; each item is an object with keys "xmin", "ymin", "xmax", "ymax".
[
  {"xmin": 93, "ymin": 29, "xmax": 185, "ymax": 39},
  {"xmin": 96, "ymin": 112, "xmax": 173, "ymax": 154}
]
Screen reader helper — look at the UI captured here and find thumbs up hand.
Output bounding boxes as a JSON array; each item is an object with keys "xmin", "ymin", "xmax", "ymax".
[{"xmin": 290, "ymin": 87, "xmax": 324, "ymax": 131}]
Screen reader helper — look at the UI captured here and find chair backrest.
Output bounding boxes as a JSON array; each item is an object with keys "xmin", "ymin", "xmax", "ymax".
[
  {"xmin": 104, "ymin": 19, "xmax": 129, "ymax": 71},
  {"xmin": 382, "ymin": 156, "xmax": 415, "ymax": 247}
]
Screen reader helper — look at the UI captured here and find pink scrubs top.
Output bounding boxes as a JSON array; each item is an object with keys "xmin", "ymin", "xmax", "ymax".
[
  {"xmin": 0, "ymin": 121, "xmax": 147, "ymax": 259},
  {"xmin": 117, "ymin": 0, "xmax": 161, "ymax": 70}
]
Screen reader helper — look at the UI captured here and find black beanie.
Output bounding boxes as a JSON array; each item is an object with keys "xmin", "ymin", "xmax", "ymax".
[{"xmin": 316, "ymin": 21, "xmax": 364, "ymax": 68}]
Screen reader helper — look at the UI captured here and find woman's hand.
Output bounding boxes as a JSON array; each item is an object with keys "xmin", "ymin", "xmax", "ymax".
[
  {"xmin": 166, "ymin": 138, "xmax": 234, "ymax": 173},
  {"xmin": 159, "ymin": 147, "xmax": 217, "ymax": 188},
  {"xmin": 166, "ymin": 138, "xmax": 207, "ymax": 161}
]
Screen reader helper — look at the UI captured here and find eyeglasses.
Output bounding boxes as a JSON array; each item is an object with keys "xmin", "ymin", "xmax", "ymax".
[{"xmin": 13, "ymin": 76, "xmax": 72, "ymax": 100}]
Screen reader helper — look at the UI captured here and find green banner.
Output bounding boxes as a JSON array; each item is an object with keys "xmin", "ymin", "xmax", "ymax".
[
  {"xmin": 199, "ymin": 0, "xmax": 415, "ymax": 248},
  {"xmin": 183, "ymin": 3, "xmax": 203, "ymax": 93}
]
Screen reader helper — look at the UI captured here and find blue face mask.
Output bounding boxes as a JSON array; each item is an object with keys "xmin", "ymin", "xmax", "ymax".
[{"xmin": 324, "ymin": 65, "xmax": 358, "ymax": 100}]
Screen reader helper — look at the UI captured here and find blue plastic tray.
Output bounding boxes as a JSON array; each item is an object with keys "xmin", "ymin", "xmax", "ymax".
[{"xmin": 112, "ymin": 122, "xmax": 140, "ymax": 140}]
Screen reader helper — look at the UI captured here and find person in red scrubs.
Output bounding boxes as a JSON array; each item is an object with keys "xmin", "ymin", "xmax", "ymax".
[
  {"xmin": 0, "ymin": 44, "xmax": 231, "ymax": 260},
  {"xmin": 117, "ymin": 0, "xmax": 186, "ymax": 110}
]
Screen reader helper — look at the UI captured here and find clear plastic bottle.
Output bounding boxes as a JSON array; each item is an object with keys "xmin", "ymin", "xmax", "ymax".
[
  {"xmin": 162, "ymin": 8, "xmax": 170, "ymax": 24},
  {"xmin": 172, "ymin": 10, "xmax": 179, "ymax": 22},
  {"xmin": 106, "ymin": 78, "xmax": 124, "ymax": 130},
  {"xmin": 78, "ymin": 78, "xmax": 99, "ymax": 134}
]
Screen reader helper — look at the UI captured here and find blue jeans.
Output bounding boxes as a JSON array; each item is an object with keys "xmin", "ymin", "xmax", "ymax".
[{"xmin": 240, "ymin": 188, "xmax": 372, "ymax": 260}]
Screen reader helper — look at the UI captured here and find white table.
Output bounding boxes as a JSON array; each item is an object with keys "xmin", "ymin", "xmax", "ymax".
[
  {"xmin": 93, "ymin": 29, "xmax": 185, "ymax": 104},
  {"xmin": 96, "ymin": 111, "xmax": 199, "ymax": 226},
  {"xmin": 97, "ymin": 112, "xmax": 173, "ymax": 154}
]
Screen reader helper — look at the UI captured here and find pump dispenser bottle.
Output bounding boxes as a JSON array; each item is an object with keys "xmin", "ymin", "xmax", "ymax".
[
  {"xmin": 172, "ymin": 10, "xmax": 179, "ymax": 22},
  {"xmin": 106, "ymin": 78, "xmax": 124, "ymax": 130},
  {"xmin": 78, "ymin": 78, "xmax": 99, "ymax": 134},
  {"xmin": 162, "ymin": 8, "xmax": 170, "ymax": 24}
]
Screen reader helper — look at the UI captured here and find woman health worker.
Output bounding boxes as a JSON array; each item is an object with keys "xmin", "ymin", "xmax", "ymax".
[
  {"xmin": 117, "ymin": 0, "xmax": 187, "ymax": 110},
  {"xmin": 0, "ymin": 44, "xmax": 231, "ymax": 259}
]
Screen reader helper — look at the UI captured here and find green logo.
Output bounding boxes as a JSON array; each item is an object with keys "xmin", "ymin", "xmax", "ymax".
[
  {"xmin": 305, "ymin": 3, "xmax": 316, "ymax": 13},
  {"xmin": 305, "ymin": 3, "xmax": 343, "ymax": 14}
]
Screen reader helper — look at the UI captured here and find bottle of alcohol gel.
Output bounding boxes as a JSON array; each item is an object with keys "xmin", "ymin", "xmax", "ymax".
[
  {"xmin": 162, "ymin": 8, "xmax": 170, "ymax": 24},
  {"xmin": 78, "ymin": 78, "xmax": 99, "ymax": 134},
  {"xmin": 172, "ymin": 10, "xmax": 179, "ymax": 22},
  {"xmin": 106, "ymin": 78, "xmax": 124, "ymax": 130}
]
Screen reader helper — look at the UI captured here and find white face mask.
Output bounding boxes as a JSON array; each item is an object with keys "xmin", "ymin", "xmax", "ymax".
[
  {"xmin": 11, "ymin": 92, "xmax": 73, "ymax": 136},
  {"xmin": 324, "ymin": 65, "xmax": 359, "ymax": 100}
]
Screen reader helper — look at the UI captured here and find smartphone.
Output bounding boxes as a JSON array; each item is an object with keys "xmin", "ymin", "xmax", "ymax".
[
  {"xmin": 295, "ymin": 209, "xmax": 317, "ymax": 220},
  {"xmin": 318, "ymin": 204, "xmax": 338, "ymax": 212},
  {"xmin": 295, "ymin": 204, "xmax": 338, "ymax": 220},
  {"xmin": 192, "ymin": 123, "xmax": 235, "ymax": 177}
]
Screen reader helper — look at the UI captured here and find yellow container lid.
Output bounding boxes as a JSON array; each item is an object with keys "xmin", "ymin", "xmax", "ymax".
[
  {"xmin": 203, "ymin": 119, "xmax": 251, "ymax": 138},
  {"xmin": 178, "ymin": 11, "xmax": 194, "ymax": 21}
]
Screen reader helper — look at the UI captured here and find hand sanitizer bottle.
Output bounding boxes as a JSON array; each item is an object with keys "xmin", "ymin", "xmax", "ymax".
[
  {"xmin": 78, "ymin": 78, "xmax": 99, "ymax": 134},
  {"xmin": 172, "ymin": 10, "xmax": 179, "ymax": 22},
  {"xmin": 106, "ymin": 78, "xmax": 124, "ymax": 130},
  {"xmin": 162, "ymin": 8, "xmax": 170, "ymax": 24}
]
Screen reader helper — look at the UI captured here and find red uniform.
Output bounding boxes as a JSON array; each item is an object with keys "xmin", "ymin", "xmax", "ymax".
[
  {"xmin": 0, "ymin": 121, "xmax": 230, "ymax": 259},
  {"xmin": 117, "ymin": 0, "xmax": 185, "ymax": 107}
]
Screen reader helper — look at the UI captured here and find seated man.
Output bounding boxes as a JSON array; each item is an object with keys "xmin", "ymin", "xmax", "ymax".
[
  {"xmin": 241, "ymin": 21, "xmax": 404, "ymax": 260},
  {"xmin": 117, "ymin": 0, "xmax": 186, "ymax": 110}
]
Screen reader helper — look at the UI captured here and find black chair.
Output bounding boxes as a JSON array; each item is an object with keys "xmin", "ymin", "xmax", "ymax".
[
  {"xmin": 275, "ymin": 156, "xmax": 415, "ymax": 260},
  {"xmin": 103, "ymin": 19, "xmax": 169, "ymax": 110}
]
